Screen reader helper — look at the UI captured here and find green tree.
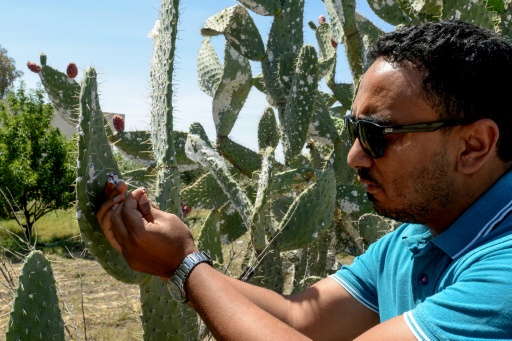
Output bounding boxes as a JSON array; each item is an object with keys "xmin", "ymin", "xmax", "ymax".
[
  {"xmin": 0, "ymin": 45, "xmax": 23, "ymax": 99},
  {"xmin": 0, "ymin": 83, "xmax": 75, "ymax": 242}
]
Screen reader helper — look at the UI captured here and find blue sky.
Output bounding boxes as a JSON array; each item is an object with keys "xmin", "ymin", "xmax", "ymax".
[{"xmin": 0, "ymin": 0, "xmax": 393, "ymax": 150}]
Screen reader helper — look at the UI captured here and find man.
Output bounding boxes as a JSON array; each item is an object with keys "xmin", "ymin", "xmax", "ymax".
[{"xmin": 97, "ymin": 20, "xmax": 512, "ymax": 340}]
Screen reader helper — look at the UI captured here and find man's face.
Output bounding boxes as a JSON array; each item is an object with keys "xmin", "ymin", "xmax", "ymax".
[{"xmin": 348, "ymin": 59, "xmax": 458, "ymax": 226}]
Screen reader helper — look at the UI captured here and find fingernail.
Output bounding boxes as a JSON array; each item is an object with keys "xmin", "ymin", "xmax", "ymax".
[
  {"xmin": 141, "ymin": 187, "xmax": 147, "ymax": 194},
  {"xmin": 113, "ymin": 194, "xmax": 124, "ymax": 203}
]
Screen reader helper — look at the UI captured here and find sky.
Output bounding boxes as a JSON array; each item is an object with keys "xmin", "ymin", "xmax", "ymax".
[{"xmin": 0, "ymin": 0, "xmax": 393, "ymax": 151}]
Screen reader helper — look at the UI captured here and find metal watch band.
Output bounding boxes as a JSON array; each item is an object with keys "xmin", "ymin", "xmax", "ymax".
[{"xmin": 168, "ymin": 251, "xmax": 212, "ymax": 304}]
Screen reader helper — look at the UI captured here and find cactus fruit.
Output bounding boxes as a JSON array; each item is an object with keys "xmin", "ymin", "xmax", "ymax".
[
  {"xmin": 318, "ymin": 14, "xmax": 326, "ymax": 24},
  {"xmin": 66, "ymin": 62, "xmax": 78, "ymax": 78},
  {"xmin": 26, "ymin": 61, "xmax": 41, "ymax": 73},
  {"xmin": 112, "ymin": 114, "xmax": 125, "ymax": 132},
  {"xmin": 181, "ymin": 203, "xmax": 192, "ymax": 218}
]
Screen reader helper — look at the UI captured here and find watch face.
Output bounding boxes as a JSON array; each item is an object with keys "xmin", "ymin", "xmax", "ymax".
[{"xmin": 168, "ymin": 279, "xmax": 184, "ymax": 301}]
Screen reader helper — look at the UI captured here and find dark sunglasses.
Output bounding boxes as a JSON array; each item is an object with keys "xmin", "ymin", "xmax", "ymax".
[{"xmin": 343, "ymin": 115, "xmax": 468, "ymax": 159}]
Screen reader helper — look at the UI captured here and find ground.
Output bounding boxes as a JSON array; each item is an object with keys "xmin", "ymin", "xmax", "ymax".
[{"xmin": 0, "ymin": 252, "xmax": 142, "ymax": 340}]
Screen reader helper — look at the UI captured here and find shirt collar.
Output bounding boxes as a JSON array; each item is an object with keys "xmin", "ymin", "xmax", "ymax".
[{"xmin": 433, "ymin": 171, "xmax": 512, "ymax": 260}]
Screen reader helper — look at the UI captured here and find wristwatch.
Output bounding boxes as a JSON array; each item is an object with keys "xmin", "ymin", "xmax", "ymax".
[{"xmin": 167, "ymin": 251, "xmax": 212, "ymax": 304}]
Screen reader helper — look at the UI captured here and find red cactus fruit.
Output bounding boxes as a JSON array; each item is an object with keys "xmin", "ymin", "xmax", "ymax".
[
  {"xmin": 66, "ymin": 62, "xmax": 78, "ymax": 78},
  {"xmin": 331, "ymin": 38, "xmax": 338, "ymax": 48},
  {"xmin": 112, "ymin": 114, "xmax": 125, "ymax": 133},
  {"xmin": 181, "ymin": 203, "xmax": 192, "ymax": 218},
  {"xmin": 27, "ymin": 61, "xmax": 42, "ymax": 73},
  {"xmin": 318, "ymin": 15, "xmax": 326, "ymax": 24}
]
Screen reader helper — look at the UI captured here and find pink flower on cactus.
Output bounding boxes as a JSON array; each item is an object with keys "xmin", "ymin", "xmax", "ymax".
[{"xmin": 318, "ymin": 15, "xmax": 326, "ymax": 24}]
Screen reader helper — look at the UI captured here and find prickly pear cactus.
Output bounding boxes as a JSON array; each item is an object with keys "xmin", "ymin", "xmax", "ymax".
[
  {"xmin": 366, "ymin": 0, "xmax": 512, "ymax": 42},
  {"xmin": 6, "ymin": 251, "xmax": 65, "ymax": 341},
  {"xmin": 31, "ymin": 0, "xmax": 512, "ymax": 338},
  {"xmin": 186, "ymin": 0, "xmax": 379, "ymax": 296},
  {"xmin": 77, "ymin": 67, "xmax": 151, "ymax": 285}
]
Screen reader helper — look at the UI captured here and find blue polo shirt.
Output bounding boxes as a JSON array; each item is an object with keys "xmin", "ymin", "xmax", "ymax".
[{"xmin": 331, "ymin": 171, "xmax": 512, "ymax": 340}]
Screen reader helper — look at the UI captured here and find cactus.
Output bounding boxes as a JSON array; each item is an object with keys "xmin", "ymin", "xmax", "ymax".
[
  {"xmin": 37, "ymin": 0, "xmax": 199, "ymax": 338},
  {"xmin": 6, "ymin": 251, "xmax": 65, "ymax": 341},
  {"xmin": 28, "ymin": 0, "xmax": 512, "ymax": 339}
]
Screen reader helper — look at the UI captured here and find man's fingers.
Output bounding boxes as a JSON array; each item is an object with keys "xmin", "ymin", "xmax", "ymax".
[
  {"xmin": 103, "ymin": 206, "xmax": 123, "ymax": 253},
  {"xmin": 137, "ymin": 190, "xmax": 155, "ymax": 222},
  {"xmin": 96, "ymin": 192, "xmax": 125, "ymax": 226},
  {"xmin": 111, "ymin": 200, "xmax": 133, "ymax": 245},
  {"xmin": 104, "ymin": 174, "xmax": 127, "ymax": 199},
  {"xmin": 120, "ymin": 187, "xmax": 150, "ymax": 233}
]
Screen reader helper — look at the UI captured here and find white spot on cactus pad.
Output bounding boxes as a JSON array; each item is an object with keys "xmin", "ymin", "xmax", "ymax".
[
  {"xmin": 106, "ymin": 172, "xmax": 121, "ymax": 185},
  {"xmin": 351, "ymin": 190, "xmax": 359, "ymax": 197},
  {"xmin": 268, "ymin": 51, "xmax": 274, "ymax": 62},
  {"xmin": 148, "ymin": 20, "xmax": 161, "ymax": 39},
  {"xmin": 338, "ymin": 198, "xmax": 361, "ymax": 214},
  {"xmin": 225, "ymin": 204, "xmax": 236, "ymax": 215},
  {"xmin": 241, "ymin": 0, "xmax": 266, "ymax": 14},
  {"xmin": 88, "ymin": 163, "xmax": 95, "ymax": 181},
  {"xmin": 213, "ymin": 70, "xmax": 250, "ymax": 123}
]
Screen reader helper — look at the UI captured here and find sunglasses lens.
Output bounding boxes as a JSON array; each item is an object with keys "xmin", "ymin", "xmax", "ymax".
[
  {"xmin": 344, "ymin": 116, "xmax": 386, "ymax": 159},
  {"xmin": 344, "ymin": 116, "xmax": 356, "ymax": 143},
  {"xmin": 358, "ymin": 122, "xmax": 385, "ymax": 159}
]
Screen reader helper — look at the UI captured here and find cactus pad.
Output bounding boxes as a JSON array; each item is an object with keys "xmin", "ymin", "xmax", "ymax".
[{"xmin": 6, "ymin": 251, "xmax": 65, "ymax": 341}]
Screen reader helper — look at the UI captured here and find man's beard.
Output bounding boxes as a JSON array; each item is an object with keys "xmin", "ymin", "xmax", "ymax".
[{"xmin": 358, "ymin": 150, "xmax": 454, "ymax": 225}]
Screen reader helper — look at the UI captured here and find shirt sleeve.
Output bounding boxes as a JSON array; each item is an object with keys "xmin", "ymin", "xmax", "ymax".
[
  {"xmin": 329, "ymin": 232, "xmax": 393, "ymax": 314},
  {"xmin": 405, "ymin": 245, "xmax": 512, "ymax": 340}
]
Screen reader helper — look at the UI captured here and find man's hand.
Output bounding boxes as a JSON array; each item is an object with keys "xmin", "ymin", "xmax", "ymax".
[{"xmin": 96, "ymin": 180, "xmax": 198, "ymax": 278}]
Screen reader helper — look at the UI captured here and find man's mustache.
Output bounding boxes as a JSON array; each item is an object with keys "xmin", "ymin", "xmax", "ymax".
[{"xmin": 357, "ymin": 168, "xmax": 380, "ymax": 187}]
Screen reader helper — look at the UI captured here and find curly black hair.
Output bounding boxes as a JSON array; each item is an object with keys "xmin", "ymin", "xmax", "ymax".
[{"xmin": 368, "ymin": 20, "xmax": 512, "ymax": 163}]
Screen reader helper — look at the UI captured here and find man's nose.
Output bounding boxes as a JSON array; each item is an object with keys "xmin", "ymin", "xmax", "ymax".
[{"xmin": 347, "ymin": 139, "xmax": 373, "ymax": 170}]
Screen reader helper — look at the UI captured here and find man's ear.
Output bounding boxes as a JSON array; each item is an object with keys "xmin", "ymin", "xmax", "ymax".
[{"xmin": 456, "ymin": 118, "xmax": 500, "ymax": 174}]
